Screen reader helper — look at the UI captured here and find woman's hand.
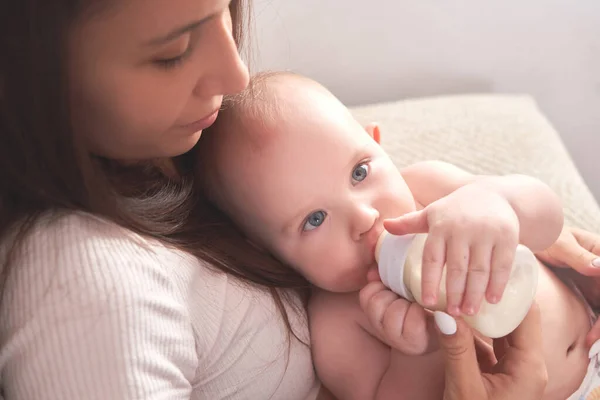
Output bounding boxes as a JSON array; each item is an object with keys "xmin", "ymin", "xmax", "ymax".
[
  {"xmin": 436, "ymin": 304, "xmax": 547, "ymax": 400},
  {"xmin": 535, "ymin": 226, "xmax": 600, "ymax": 346},
  {"xmin": 536, "ymin": 226, "xmax": 600, "ymax": 276}
]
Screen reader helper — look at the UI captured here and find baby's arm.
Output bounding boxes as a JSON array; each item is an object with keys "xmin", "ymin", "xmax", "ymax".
[
  {"xmin": 309, "ymin": 290, "xmax": 390, "ymax": 399},
  {"xmin": 309, "ymin": 289, "xmax": 438, "ymax": 400},
  {"xmin": 394, "ymin": 160, "xmax": 563, "ymax": 314},
  {"xmin": 400, "ymin": 160, "xmax": 563, "ymax": 252}
]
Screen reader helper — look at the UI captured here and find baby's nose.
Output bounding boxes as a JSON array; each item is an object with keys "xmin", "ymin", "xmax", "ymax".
[{"xmin": 352, "ymin": 204, "xmax": 379, "ymax": 241}]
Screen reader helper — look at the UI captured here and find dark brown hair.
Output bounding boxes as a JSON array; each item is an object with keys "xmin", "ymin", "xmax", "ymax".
[{"xmin": 0, "ymin": 0, "xmax": 308, "ymax": 335}]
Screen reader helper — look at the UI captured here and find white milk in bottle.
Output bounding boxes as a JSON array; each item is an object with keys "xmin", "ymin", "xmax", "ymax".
[{"xmin": 375, "ymin": 232, "xmax": 539, "ymax": 338}]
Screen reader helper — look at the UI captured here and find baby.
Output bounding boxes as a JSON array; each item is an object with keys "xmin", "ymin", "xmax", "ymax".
[{"xmin": 197, "ymin": 72, "xmax": 593, "ymax": 400}]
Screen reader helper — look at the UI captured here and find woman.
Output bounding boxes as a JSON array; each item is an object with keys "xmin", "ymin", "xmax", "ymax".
[
  {"xmin": 0, "ymin": 1, "xmax": 320, "ymax": 398},
  {"xmin": 0, "ymin": 0, "xmax": 596, "ymax": 398}
]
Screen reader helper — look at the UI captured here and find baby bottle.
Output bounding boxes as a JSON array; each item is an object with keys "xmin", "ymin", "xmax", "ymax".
[{"xmin": 375, "ymin": 231, "xmax": 539, "ymax": 338}]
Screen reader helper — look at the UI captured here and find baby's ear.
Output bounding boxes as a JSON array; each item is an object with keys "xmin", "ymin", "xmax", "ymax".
[{"xmin": 364, "ymin": 122, "xmax": 381, "ymax": 144}]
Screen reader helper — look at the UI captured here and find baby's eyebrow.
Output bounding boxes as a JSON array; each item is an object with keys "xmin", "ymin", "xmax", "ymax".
[{"xmin": 344, "ymin": 148, "xmax": 364, "ymax": 171}]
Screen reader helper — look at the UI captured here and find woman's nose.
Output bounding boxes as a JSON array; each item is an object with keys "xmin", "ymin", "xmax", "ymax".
[{"xmin": 192, "ymin": 9, "xmax": 249, "ymax": 98}]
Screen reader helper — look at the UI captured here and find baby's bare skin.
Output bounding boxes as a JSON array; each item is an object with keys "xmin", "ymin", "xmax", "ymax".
[
  {"xmin": 200, "ymin": 72, "xmax": 574, "ymax": 400},
  {"xmin": 310, "ymin": 261, "xmax": 589, "ymax": 400}
]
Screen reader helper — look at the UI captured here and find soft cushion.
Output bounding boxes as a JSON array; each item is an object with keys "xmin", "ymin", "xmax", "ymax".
[{"xmin": 350, "ymin": 94, "xmax": 600, "ymax": 232}]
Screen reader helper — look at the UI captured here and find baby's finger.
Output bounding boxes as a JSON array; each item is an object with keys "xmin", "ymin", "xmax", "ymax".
[
  {"xmin": 420, "ymin": 233, "xmax": 446, "ymax": 308},
  {"xmin": 359, "ymin": 281, "xmax": 401, "ymax": 338},
  {"xmin": 384, "ymin": 210, "xmax": 429, "ymax": 236},
  {"xmin": 359, "ymin": 281, "xmax": 395, "ymax": 314},
  {"xmin": 444, "ymin": 238, "xmax": 469, "ymax": 316},
  {"xmin": 486, "ymin": 243, "xmax": 516, "ymax": 304},
  {"xmin": 359, "ymin": 282, "xmax": 432, "ymax": 353},
  {"xmin": 387, "ymin": 300, "xmax": 433, "ymax": 354},
  {"xmin": 461, "ymin": 243, "xmax": 492, "ymax": 315}
]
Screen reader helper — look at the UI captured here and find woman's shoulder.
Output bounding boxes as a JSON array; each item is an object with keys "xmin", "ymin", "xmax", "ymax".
[
  {"xmin": 15, "ymin": 210, "xmax": 187, "ymax": 269},
  {"xmin": 0, "ymin": 211, "xmax": 201, "ymax": 398},
  {"xmin": 22, "ymin": 210, "xmax": 165, "ymax": 256},
  {"xmin": 3, "ymin": 210, "xmax": 196, "ymax": 316}
]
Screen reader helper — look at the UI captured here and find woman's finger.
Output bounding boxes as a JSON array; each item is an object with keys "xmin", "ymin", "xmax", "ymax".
[
  {"xmin": 474, "ymin": 335, "xmax": 497, "ymax": 371},
  {"xmin": 435, "ymin": 311, "xmax": 486, "ymax": 400},
  {"xmin": 571, "ymin": 227, "xmax": 600, "ymax": 255},
  {"xmin": 538, "ymin": 228, "xmax": 600, "ymax": 276}
]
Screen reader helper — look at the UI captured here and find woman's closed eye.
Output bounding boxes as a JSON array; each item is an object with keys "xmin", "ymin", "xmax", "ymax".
[
  {"xmin": 155, "ymin": 48, "xmax": 192, "ymax": 69},
  {"xmin": 153, "ymin": 37, "xmax": 194, "ymax": 69},
  {"xmin": 302, "ymin": 210, "xmax": 327, "ymax": 232}
]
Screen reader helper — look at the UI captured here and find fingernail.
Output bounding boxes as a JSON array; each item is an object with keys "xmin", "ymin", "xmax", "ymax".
[
  {"xmin": 592, "ymin": 258, "xmax": 600, "ymax": 268},
  {"xmin": 423, "ymin": 295, "xmax": 436, "ymax": 306},
  {"xmin": 449, "ymin": 306, "xmax": 462, "ymax": 316},
  {"xmin": 434, "ymin": 311, "xmax": 457, "ymax": 335}
]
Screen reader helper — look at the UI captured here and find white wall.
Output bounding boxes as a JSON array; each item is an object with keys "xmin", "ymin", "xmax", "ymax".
[{"xmin": 251, "ymin": 0, "xmax": 600, "ymax": 200}]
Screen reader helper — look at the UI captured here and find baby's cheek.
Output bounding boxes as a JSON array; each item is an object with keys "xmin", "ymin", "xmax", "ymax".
[
  {"xmin": 379, "ymin": 182, "xmax": 416, "ymax": 217},
  {"xmin": 299, "ymin": 252, "xmax": 368, "ymax": 293},
  {"xmin": 307, "ymin": 271, "xmax": 368, "ymax": 293}
]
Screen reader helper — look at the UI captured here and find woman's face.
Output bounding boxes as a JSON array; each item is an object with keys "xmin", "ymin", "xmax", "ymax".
[{"xmin": 68, "ymin": 0, "xmax": 249, "ymax": 161}]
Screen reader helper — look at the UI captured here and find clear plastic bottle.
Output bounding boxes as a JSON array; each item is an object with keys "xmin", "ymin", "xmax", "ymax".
[{"xmin": 375, "ymin": 231, "xmax": 539, "ymax": 338}]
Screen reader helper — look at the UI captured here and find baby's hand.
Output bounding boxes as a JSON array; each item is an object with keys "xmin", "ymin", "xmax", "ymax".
[
  {"xmin": 385, "ymin": 184, "xmax": 520, "ymax": 316},
  {"xmin": 359, "ymin": 280, "xmax": 437, "ymax": 355}
]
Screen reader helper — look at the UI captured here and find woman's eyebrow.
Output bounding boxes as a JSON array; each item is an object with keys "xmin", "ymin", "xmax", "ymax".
[{"xmin": 146, "ymin": 14, "xmax": 216, "ymax": 46}]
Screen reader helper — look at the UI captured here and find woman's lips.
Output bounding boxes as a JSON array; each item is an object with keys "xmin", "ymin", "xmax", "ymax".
[{"xmin": 179, "ymin": 109, "xmax": 219, "ymax": 133}]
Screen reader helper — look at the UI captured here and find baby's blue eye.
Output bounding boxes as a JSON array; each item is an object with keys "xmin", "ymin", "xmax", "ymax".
[
  {"xmin": 303, "ymin": 210, "xmax": 327, "ymax": 231},
  {"xmin": 352, "ymin": 163, "xmax": 369, "ymax": 183}
]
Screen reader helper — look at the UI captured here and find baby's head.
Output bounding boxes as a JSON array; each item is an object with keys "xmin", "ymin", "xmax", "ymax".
[{"xmin": 198, "ymin": 72, "xmax": 416, "ymax": 292}]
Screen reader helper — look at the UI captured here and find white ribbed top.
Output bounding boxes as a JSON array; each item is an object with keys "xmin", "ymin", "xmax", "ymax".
[{"xmin": 0, "ymin": 212, "xmax": 319, "ymax": 400}]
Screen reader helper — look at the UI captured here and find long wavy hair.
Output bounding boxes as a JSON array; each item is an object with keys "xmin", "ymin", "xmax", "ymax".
[{"xmin": 0, "ymin": 0, "xmax": 309, "ymax": 336}]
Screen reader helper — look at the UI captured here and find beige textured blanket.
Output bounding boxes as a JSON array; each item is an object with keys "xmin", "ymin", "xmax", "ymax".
[{"xmin": 350, "ymin": 94, "xmax": 600, "ymax": 232}]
